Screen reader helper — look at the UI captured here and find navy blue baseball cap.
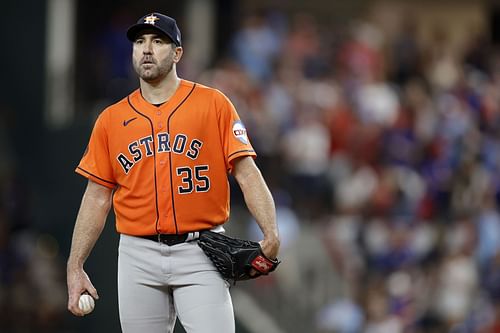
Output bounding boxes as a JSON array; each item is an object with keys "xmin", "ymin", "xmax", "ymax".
[{"xmin": 127, "ymin": 13, "xmax": 182, "ymax": 46}]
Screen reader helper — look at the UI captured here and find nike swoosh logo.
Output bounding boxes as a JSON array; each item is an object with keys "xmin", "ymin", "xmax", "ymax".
[{"xmin": 123, "ymin": 117, "xmax": 137, "ymax": 126}]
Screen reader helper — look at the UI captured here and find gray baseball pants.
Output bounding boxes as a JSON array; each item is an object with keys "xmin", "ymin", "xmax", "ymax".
[{"xmin": 118, "ymin": 234, "xmax": 235, "ymax": 333}]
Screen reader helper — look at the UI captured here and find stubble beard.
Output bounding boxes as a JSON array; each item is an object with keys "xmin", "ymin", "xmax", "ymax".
[{"xmin": 134, "ymin": 57, "xmax": 174, "ymax": 83}]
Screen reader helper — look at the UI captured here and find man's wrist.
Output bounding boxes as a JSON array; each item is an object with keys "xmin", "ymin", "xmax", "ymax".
[
  {"xmin": 67, "ymin": 258, "xmax": 84, "ymax": 271},
  {"xmin": 264, "ymin": 233, "xmax": 280, "ymax": 245}
]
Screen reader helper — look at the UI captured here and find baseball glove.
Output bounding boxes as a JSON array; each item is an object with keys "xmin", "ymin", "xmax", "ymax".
[{"xmin": 198, "ymin": 231, "xmax": 280, "ymax": 282}]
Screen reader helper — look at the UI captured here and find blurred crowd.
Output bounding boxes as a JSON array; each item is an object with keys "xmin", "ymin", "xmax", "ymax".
[
  {"xmin": 0, "ymin": 140, "xmax": 67, "ymax": 330},
  {"xmin": 4, "ymin": 3, "xmax": 500, "ymax": 333},
  {"xmin": 203, "ymin": 9, "xmax": 500, "ymax": 333}
]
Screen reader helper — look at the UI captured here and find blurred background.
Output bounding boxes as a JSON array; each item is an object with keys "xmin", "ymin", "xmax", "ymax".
[{"xmin": 2, "ymin": 0, "xmax": 500, "ymax": 332}]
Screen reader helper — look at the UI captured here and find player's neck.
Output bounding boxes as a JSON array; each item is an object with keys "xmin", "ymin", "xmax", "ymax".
[{"xmin": 140, "ymin": 72, "xmax": 181, "ymax": 105}]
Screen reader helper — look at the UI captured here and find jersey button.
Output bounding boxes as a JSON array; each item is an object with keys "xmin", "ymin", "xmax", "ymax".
[
  {"xmin": 159, "ymin": 160, "xmax": 166, "ymax": 165},
  {"xmin": 156, "ymin": 111, "xmax": 161, "ymax": 116},
  {"xmin": 158, "ymin": 122, "xmax": 163, "ymax": 129}
]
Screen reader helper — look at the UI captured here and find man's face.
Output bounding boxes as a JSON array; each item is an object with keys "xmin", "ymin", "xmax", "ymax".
[{"xmin": 132, "ymin": 32, "xmax": 180, "ymax": 82}]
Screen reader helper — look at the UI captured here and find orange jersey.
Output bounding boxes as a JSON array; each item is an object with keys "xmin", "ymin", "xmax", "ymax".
[{"xmin": 76, "ymin": 80, "xmax": 256, "ymax": 235}]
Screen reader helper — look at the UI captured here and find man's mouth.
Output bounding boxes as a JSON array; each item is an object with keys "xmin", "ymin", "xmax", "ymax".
[{"xmin": 141, "ymin": 59, "xmax": 154, "ymax": 65}]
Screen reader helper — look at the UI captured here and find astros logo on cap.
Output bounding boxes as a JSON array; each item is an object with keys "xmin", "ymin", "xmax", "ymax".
[{"xmin": 144, "ymin": 14, "xmax": 159, "ymax": 25}]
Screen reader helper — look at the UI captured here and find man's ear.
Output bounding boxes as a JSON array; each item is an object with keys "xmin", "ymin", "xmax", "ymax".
[{"xmin": 173, "ymin": 47, "xmax": 183, "ymax": 63}]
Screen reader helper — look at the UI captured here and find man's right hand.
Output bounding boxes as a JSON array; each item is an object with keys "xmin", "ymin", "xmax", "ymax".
[{"xmin": 67, "ymin": 266, "xmax": 99, "ymax": 316}]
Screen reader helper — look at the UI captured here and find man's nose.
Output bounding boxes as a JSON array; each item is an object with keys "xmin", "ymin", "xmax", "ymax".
[{"xmin": 143, "ymin": 41, "xmax": 153, "ymax": 53}]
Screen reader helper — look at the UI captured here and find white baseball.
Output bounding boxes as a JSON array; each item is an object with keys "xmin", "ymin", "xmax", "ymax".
[{"xmin": 78, "ymin": 294, "xmax": 95, "ymax": 315}]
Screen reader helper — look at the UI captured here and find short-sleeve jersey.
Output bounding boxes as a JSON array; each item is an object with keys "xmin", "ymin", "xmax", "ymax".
[{"xmin": 76, "ymin": 80, "xmax": 256, "ymax": 235}]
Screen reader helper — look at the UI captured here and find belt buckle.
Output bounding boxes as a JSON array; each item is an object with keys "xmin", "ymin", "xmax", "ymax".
[
  {"xmin": 172, "ymin": 234, "xmax": 187, "ymax": 246},
  {"xmin": 158, "ymin": 234, "xmax": 170, "ymax": 245},
  {"xmin": 157, "ymin": 234, "xmax": 186, "ymax": 246},
  {"xmin": 167, "ymin": 236, "xmax": 178, "ymax": 246}
]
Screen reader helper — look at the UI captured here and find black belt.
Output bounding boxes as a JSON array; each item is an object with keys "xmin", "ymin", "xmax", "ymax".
[{"xmin": 139, "ymin": 233, "xmax": 189, "ymax": 246}]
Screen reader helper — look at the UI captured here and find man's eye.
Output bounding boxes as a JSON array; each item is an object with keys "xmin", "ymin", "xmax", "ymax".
[
  {"xmin": 134, "ymin": 39, "xmax": 144, "ymax": 44},
  {"xmin": 153, "ymin": 39, "xmax": 163, "ymax": 44}
]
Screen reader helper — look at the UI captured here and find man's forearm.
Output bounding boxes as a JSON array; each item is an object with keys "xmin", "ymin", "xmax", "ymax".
[
  {"xmin": 67, "ymin": 181, "xmax": 113, "ymax": 270},
  {"xmin": 240, "ymin": 170, "xmax": 278, "ymax": 239},
  {"xmin": 233, "ymin": 157, "xmax": 279, "ymax": 241}
]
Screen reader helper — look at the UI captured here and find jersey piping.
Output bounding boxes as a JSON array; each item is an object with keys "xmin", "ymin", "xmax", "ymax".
[
  {"xmin": 76, "ymin": 166, "xmax": 117, "ymax": 187},
  {"xmin": 127, "ymin": 83, "xmax": 197, "ymax": 235},
  {"xmin": 228, "ymin": 149, "xmax": 256, "ymax": 161},
  {"xmin": 167, "ymin": 83, "xmax": 197, "ymax": 234},
  {"xmin": 126, "ymin": 96, "xmax": 160, "ymax": 232}
]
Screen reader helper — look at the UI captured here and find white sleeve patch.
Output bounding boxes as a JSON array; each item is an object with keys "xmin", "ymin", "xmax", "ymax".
[{"xmin": 232, "ymin": 121, "xmax": 249, "ymax": 144}]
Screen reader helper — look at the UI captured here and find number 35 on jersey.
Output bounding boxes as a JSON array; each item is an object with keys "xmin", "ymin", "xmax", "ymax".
[{"xmin": 116, "ymin": 132, "xmax": 209, "ymax": 194}]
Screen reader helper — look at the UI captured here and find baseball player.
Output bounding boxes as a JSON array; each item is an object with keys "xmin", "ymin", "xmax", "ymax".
[{"xmin": 66, "ymin": 12, "xmax": 280, "ymax": 333}]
